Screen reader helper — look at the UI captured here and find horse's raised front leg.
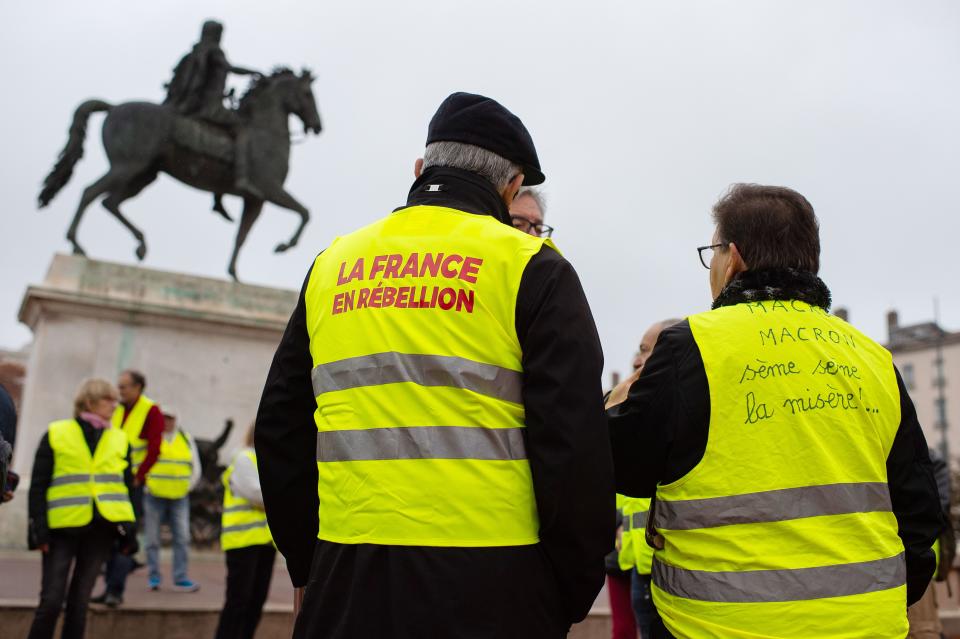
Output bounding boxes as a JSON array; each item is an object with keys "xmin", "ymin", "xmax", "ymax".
[
  {"xmin": 66, "ymin": 172, "xmax": 116, "ymax": 256},
  {"xmin": 228, "ymin": 197, "xmax": 265, "ymax": 281},
  {"xmin": 101, "ymin": 171, "xmax": 157, "ymax": 261},
  {"xmin": 261, "ymin": 186, "xmax": 310, "ymax": 253}
]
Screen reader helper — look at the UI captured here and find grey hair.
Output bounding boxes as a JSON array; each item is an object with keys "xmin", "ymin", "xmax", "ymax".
[
  {"xmin": 422, "ymin": 141, "xmax": 521, "ymax": 192},
  {"xmin": 516, "ymin": 187, "xmax": 546, "ymax": 217}
]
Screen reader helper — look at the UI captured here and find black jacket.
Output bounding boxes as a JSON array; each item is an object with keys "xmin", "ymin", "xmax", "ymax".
[
  {"xmin": 0, "ymin": 384, "xmax": 15, "ymax": 449},
  {"xmin": 255, "ymin": 167, "xmax": 615, "ymax": 638},
  {"xmin": 608, "ymin": 268, "xmax": 944, "ymax": 608},
  {"xmin": 28, "ymin": 417, "xmax": 135, "ymax": 549}
]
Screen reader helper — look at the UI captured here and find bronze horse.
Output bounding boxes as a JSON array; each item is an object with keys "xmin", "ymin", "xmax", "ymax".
[{"xmin": 39, "ymin": 69, "xmax": 322, "ymax": 280}]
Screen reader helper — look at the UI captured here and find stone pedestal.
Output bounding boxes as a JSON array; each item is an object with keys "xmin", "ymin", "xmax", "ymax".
[{"xmin": 14, "ymin": 253, "xmax": 298, "ymax": 474}]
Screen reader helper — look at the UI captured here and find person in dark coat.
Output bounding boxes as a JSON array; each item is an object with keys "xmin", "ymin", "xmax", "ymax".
[
  {"xmin": 607, "ymin": 184, "xmax": 944, "ymax": 638},
  {"xmin": 27, "ymin": 378, "xmax": 138, "ymax": 639},
  {"xmin": 255, "ymin": 92, "xmax": 614, "ymax": 638}
]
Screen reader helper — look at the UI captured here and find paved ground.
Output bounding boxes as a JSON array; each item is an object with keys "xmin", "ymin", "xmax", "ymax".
[
  {"xmin": 0, "ymin": 549, "xmax": 612, "ymax": 639},
  {"xmin": 12, "ymin": 548, "xmax": 957, "ymax": 638},
  {"xmin": 0, "ymin": 548, "xmax": 610, "ymax": 613},
  {"xmin": 0, "ymin": 548, "xmax": 294, "ymax": 611}
]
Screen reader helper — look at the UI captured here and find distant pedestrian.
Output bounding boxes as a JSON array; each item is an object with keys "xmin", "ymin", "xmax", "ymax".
[
  {"xmin": 95, "ymin": 369, "xmax": 164, "ymax": 606},
  {"xmin": 215, "ymin": 423, "xmax": 274, "ymax": 639},
  {"xmin": 143, "ymin": 408, "xmax": 201, "ymax": 592},
  {"xmin": 27, "ymin": 378, "xmax": 137, "ymax": 639},
  {"xmin": 606, "ymin": 494, "xmax": 637, "ymax": 639}
]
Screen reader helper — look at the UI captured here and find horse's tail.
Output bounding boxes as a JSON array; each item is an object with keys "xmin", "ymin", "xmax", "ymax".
[{"xmin": 38, "ymin": 100, "xmax": 112, "ymax": 208}]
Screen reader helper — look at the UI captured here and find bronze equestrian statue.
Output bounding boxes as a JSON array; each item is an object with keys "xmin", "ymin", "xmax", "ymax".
[{"xmin": 38, "ymin": 20, "xmax": 323, "ymax": 281}]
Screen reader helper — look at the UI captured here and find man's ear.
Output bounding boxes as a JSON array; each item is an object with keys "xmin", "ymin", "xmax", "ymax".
[
  {"xmin": 414, "ymin": 158, "xmax": 424, "ymax": 178},
  {"xmin": 725, "ymin": 242, "xmax": 749, "ymax": 281},
  {"xmin": 501, "ymin": 173, "xmax": 524, "ymax": 207}
]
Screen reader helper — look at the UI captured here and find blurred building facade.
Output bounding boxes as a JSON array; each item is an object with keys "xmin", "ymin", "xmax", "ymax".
[{"xmin": 885, "ymin": 310, "xmax": 960, "ymax": 463}]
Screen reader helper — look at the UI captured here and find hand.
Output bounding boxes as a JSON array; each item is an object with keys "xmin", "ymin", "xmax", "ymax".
[
  {"xmin": 2, "ymin": 490, "xmax": 12, "ymax": 503},
  {"xmin": 615, "ymin": 525, "xmax": 623, "ymax": 552},
  {"xmin": 133, "ymin": 477, "xmax": 143, "ymax": 488},
  {"xmin": 37, "ymin": 543, "xmax": 49, "ymax": 553},
  {"xmin": 606, "ymin": 368, "xmax": 642, "ymax": 409}
]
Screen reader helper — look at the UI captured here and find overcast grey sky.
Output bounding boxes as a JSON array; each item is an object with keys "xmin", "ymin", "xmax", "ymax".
[{"xmin": 1, "ymin": 1, "xmax": 958, "ymax": 379}]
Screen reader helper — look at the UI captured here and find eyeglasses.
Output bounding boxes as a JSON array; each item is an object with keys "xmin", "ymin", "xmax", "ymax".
[
  {"xmin": 510, "ymin": 216, "xmax": 554, "ymax": 238},
  {"xmin": 697, "ymin": 243, "xmax": 724, "ymax": 269}
]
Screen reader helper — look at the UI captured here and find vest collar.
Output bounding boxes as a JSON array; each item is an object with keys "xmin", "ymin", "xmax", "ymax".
[
  {"xmin": 712, "ymin": 267, "xmax": 832, "ymax": 311},
  {"xmin": 403, "ymin": 167, "xmax": 511, "ymax": 225}
]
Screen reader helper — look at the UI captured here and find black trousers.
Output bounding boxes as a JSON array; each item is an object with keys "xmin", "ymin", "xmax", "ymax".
[
  {"xmin": 214, "ymin": 544, "xmax": 277, "ymax": 639},
  {"xmin": 28, "ymin": 526, "xmax": 114, "ymax": 639},
  {"xmin": 104, "ymin": 484, "xmax": 142, "ymax": 596}
]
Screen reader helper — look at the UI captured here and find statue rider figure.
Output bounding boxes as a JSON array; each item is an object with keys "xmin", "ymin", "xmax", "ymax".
[{"xmin": 165, "ymin": 20, "xmax": 262, "ymax": 200}]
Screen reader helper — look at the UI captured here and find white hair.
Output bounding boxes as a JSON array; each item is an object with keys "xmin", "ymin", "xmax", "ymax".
[
  {"xmin": 422, "ymin": 141, "xmax": 521, "ymax": 192},
  {"xmin": 516, "ymin": 187, "xmax": 546, "ymax": 217}
]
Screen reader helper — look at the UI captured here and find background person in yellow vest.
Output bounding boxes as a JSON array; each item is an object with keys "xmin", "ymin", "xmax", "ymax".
[
  {"xmin": 607, "ymin": 493, "xmax": 639, "ymax": 639},
  {"xmin": 215, "ymin": 423, "xmax": 275, "ymax": 639},
  {"xmin": 255, "ymin": 92, "xmax": 614, "ymax": 639},
  {"xmin": 97, "ymin": 369, "xmax": 166, "ymax": 606},
  {"xmin": 143, "ymin": 408, "xmax": 201, "ymax": 592},
  {"xmin": 26, "ymin": 378, "xmax": 137, "ymax": 639},
  {"xmin": 607, "ymin": 183, "xmax": 945, "ymax": 639},
  {"xmin": 624, "ymin": 319, "xmax": 680, "ymax": 638}
]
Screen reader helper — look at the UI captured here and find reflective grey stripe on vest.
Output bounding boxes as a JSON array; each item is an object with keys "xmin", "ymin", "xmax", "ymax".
[
  {"xmin": 48, "ymin": 496, "xmax": 91, "ymax": 509},
  {"xmin": 97, "ymin": 493, "xmax": 132, "ymax": 503},
  {"xmin": 222, "ymin": 521, "xmax": 269, "ymax": 534},
  {"xmin": 50, "ymin": 474, "xmax": 90, "ymax": 487},
  {"xmin": 317, "ymin": 426, "xmax": 527, "ymax": 462},
  {"xmin": 624, "ymin": 510, "xmax": 648, "ymax": 532},
  {"xmin": 655, "ymin": 482, "xmax": 892, "ymax": 531},
  {"xmin": 157, "ymin": 460, "xmax": 193, "ymax": 467},
  {"xmin": 652, "ymin": 553, "xmax": 905, "ymax": 603},
  {"xmin": 131, "ymin": 445, "xmax": 147, "ymax": 452},
  {"xmin": 224, "ymin": 505, "xmax": 258, "ymax": 513},
  {"xmin": 50, "ymin": 474, "xmax": 123, "ymax": 487},
  {"xmin": 312, "ymin": 352, "xmax": 523, "ymax": 404},
  {"xmin": 147, "ymin": 474, "xmax": 190, "ymax": 481}
]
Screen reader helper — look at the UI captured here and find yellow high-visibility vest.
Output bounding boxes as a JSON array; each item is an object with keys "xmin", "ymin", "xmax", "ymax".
[
  {"xmin": 653, "ymin": 300, "xmax": 906, "ymax": 638},
  {"xmin": 621, "ymin": 496, "xmax": 653, "ymax": 575},
  {"xmin": 146, "ymin": 430, "xmax": 194, "ymax": 500},
  {"xmin": 617, "ymin": 494, "xmax": 635, "ymax": 571},
  {"xmin": 305, "ymin": 204, "xmax": 553, "ymax": 547},
  {"xmin": 220, "ymin": 450, "xmax": 272, "ymax": 551},
  {"xmin": 46, "ymin": 419, "xmax": 135, "ymax": 529},
  {"xmin": 112, "ymin": 394, "xmax": 155, "ymax": 474}
]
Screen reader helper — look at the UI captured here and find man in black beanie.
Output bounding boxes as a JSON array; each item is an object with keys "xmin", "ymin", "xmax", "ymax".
[{"xmin": 255, "ymin": 92, "xmax": 614, "ymax": 638}]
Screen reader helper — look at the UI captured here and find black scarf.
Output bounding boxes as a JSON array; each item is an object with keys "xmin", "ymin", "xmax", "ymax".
[{"xmin": 712, "ymin": 267, "xmax": 832, "ymax": 311}]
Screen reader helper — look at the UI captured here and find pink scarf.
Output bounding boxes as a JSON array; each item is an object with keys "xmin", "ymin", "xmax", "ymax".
[{"xmin": 79, "ymin": 411, "xmax": 112, "ymax": 430}]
